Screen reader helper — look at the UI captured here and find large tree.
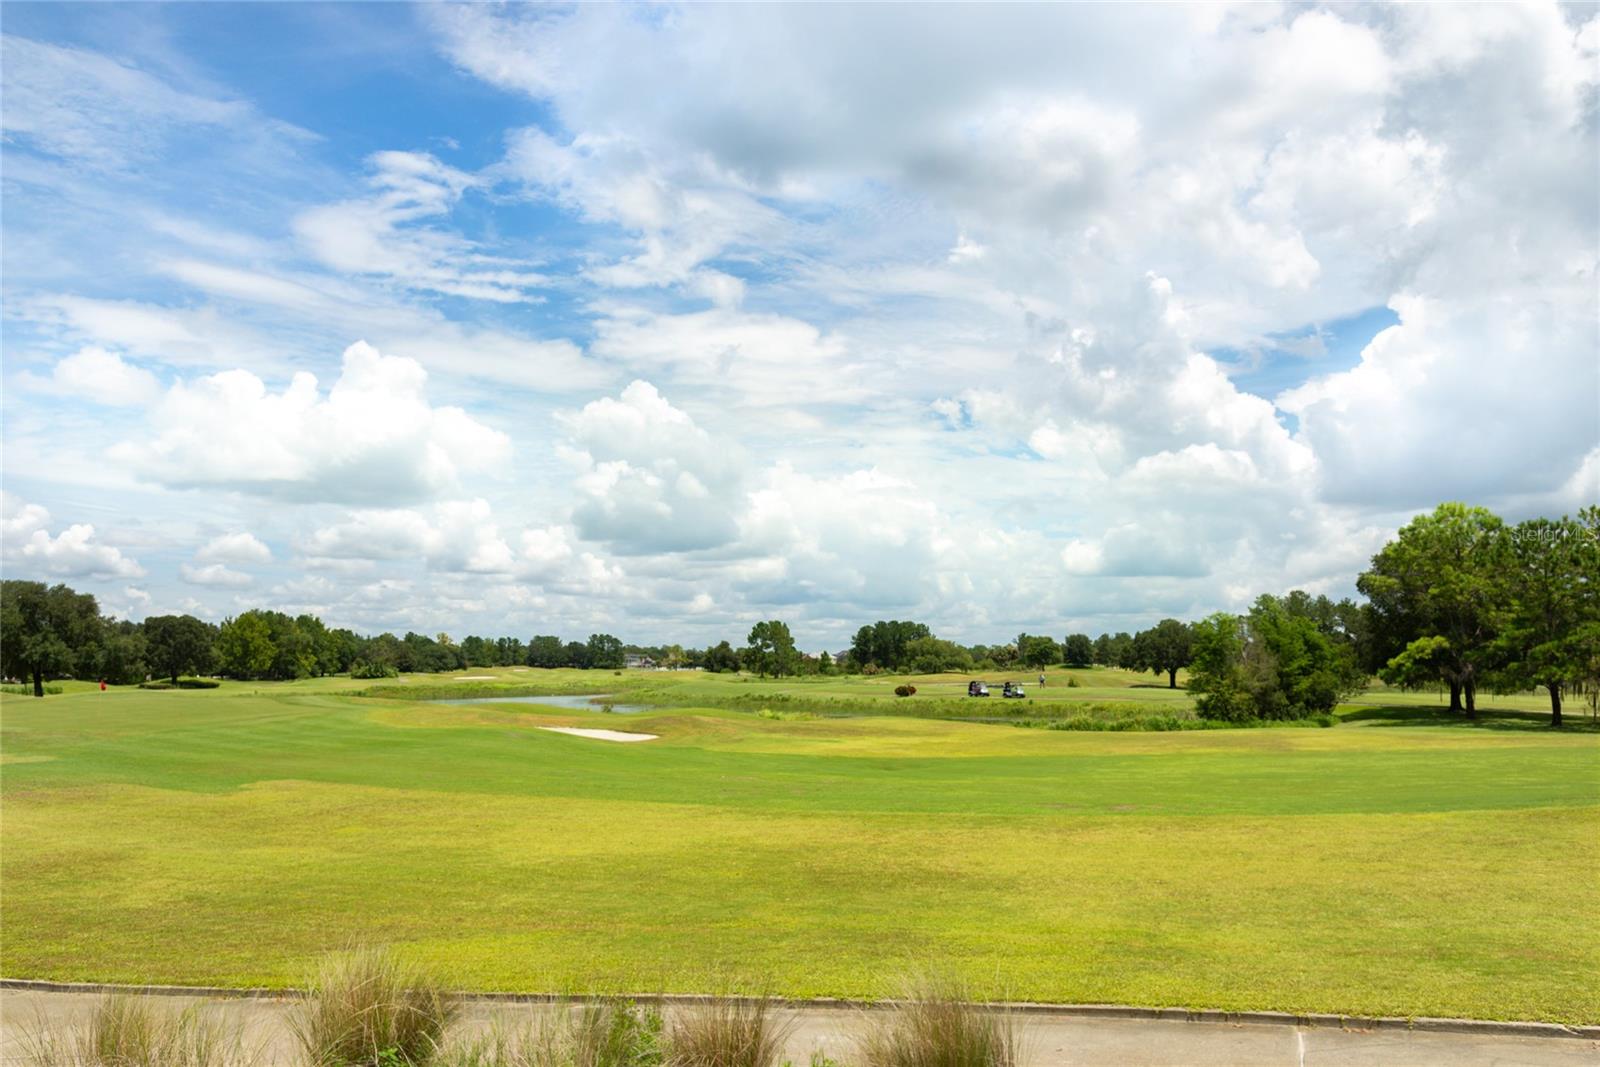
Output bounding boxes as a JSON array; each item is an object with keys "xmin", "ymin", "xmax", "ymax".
[
  {"xmin": 1062, "ymin": 633, "xmax": 1094, "ymax": 667},
  {"xmin": 745, "ymin": 620, "xmax": 799, "ymax": 678},
  {"xmin": 143, "ymin": 613, "xmax": 215, "ymax": 683},
  {"xmin": 1493, "ymin": 513, "xmax": 1600, "ymax": 727},
  {"xmin": 0, "ymin": 581, "xmax": 103, "ymax": 696},
  {"xmin": 1135, "ymin": 618, "xmax": 1193, "ymax": 688},
  {"xmin": 1189, "ymin": 600, "xmax": 1364, "ymax": 722},
  {"xmin": 215, "ymin": 612, "xmax": 275, "ymax": 679},
  {"xmin": 850, "ymin": 620, "xmax": 932, "ymax": 672},
  {"xmin": 526, "ymin": 635, "xmax": 565, "ymax": 668},
  {"xmin": 1016, "ymin": 632, "xmax": 1061, "ymax": 669},
  {"xmin": 97, "ymin": 621, "xmax": 150, "ymax": 686},
  {"xmin": 1358, "ymin": 502, "xmax": 1505, "ymax": 717},
  {"xmin": 703, "ymin": 640, "xmax": 740, "ymax": 673},
  {"xmin": 586, "ymin": 633, "xmax": 625, "ymax": 669},
  {"xmin": 903, "ymin": 636, "xmax": 973, "ymax": 674}
]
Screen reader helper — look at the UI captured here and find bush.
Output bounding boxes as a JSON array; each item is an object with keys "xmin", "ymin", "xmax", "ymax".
[
  {"xmin": 290, "ymin": 946, "xmax": 457, "ymax": 1067},
  {"xmin": 1, "ymin": 683, "xmax": 63, "ymax": 695},
  {"xmin": 350, "ymin": 660, "xmax": 399, "ymax": 680},
  {"xmin": 893, "ymin": 685, "xmax": 917, "ymax": 697},
  {"xmin": 667, "ymin": 998, "xmax": 790, "ymax": 1067},
  {"xmin": 1065, "ymin": 676, "xmax": 1079, "ymax": 688},
  {"xmin": 21, "ymin": 993, "xmax": 256, "ymax": 1067},
  {"xmin": 176, "ymin": 677, "xmax": 220, "ymax": 689},
  {"xmin": 137, "ymin": 681, "xmax": 174, "ymax": 690},
  {"xmin": 858, "ymin": 974, "xmax": 1019, "ymax": 1067}
]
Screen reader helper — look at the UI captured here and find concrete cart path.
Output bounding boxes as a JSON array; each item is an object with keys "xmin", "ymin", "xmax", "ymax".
[{"xmin": 3, "ymin": 990, "xmax": 1596, "ymax": 1066}]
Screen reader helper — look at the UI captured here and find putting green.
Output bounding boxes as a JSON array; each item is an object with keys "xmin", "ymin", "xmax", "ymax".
[{"xmin": 1, "ymin": 674, "xmax": 1595, "ymax": 1023}]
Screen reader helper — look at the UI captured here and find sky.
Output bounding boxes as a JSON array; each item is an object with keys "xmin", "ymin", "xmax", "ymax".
[{"xmin": 2, "ymin": 2, "xmax": 1597, "ymax": 649}]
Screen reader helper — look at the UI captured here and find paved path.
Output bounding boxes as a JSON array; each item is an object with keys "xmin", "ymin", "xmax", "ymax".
[{"xmin": 3, "ymin": 990, "xmax": 1596, "ymax": 1066}]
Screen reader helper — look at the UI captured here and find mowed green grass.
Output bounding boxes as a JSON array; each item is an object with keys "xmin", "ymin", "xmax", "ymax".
[{"xmin": 2, "ymin": 675, "xmax": 1596, "ymax": 1023}]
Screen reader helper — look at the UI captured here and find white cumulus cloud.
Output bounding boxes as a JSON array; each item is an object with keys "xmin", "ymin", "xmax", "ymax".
[{"xmin": 112, "ymin": 341, "xmax": 512, "ymax": 505}]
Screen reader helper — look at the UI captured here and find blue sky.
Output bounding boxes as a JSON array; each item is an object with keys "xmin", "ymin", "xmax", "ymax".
[{"xmin": 2, "ymin": 2, "xmax": 1596, "ymax": 647}]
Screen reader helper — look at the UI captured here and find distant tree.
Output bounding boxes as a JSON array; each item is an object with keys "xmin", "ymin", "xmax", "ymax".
[
  {"xmin": 295, "ymin": 613, "xmax": 339, "ymax": 676},
  {"xmin": 1359, "ymin": 502, "xmax": 1505, "ymax": 717},
  {"xmin": 817, "ymin": 650, "xmax": 835, "ymax": 675},
  {"xmin": 328, "ymin": 628, "xmax": 362, "ymax": 674},
  {"xmin": 216, "ymin": 613, "xmax": 275, "ymax": 680},
  {"xmin": 703, "ymin": 640, "xmax": 740, "ymax": 673},
  {"xmin": 1109, "ymin": 632, "xmax": 1136, "ymax": 670},
  {"xmin": 96, "ymin": 621, "xmax": 149, "ymax": 686},
  {"xmin": 1493, "ymin": 513, "xmax": 1600, "ymax": 727},
  {"xmin": 1062, "ymin": 634, "xmax": 1094, "ymax": 667},
  {"xmin": 460, "ymin": 635, "xmax": 493, "ymax": 668},
  {"xmin": 144, "ymin": 614, "xmax": 216, "ymax": 683},
  {"xmin": 361, "ymin": 632, "xmax": 403, "ymax": 673},
  {"xmin": 1135, "ymin": 619, "xmax": 1193, "ymax": 688},
  {"xmin": 398, "ymin": 631, "xmax": 459, "ymax": 673},
  {"xmin": 527, "ymin": 635, "xmax": 565, "ymax": 668},
  {"xmin": 904, "ymin": 636, "xmax": 973, "ymax": 674},
  {"xmin": 497, "ymin": 637, "xmax": 527, "ymax": 666},
  {"xmin": 745, "ymin": 620, "xmax": 799, "ymax": 678},
  {"xmin": 1, "ymin": 581, "xmax": 103, "ymax": 695},
  {"xmin": 563, "ymin": 640, "xmax": 593, "ymax": 669},
  {"xmin": 850, "ymin": 620, "xmax": 932, "ymax": 672},
  {"xmin": 1015, "ymin": 633, "xmax": 1061, "ymax": 669},
  {"xmin": 435, "ymin": 633, "xmax": 464, "ymax": 671},
  {"xmin": 586, "ymin": 633, "xmax": 624, "ymax": 669},
  {"xmin": 1091, "ymin": 633, "xmax": 1113, "ymax": 666}
]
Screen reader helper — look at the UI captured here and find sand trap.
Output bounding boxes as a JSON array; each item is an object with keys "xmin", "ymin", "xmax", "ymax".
[
  {"xmin": 454, "ymin": 675, "xmax": 497, "ymax": 680},
  {"xmin": 538, "ymin": 726, "xmax": 658, "ymax": 743}
]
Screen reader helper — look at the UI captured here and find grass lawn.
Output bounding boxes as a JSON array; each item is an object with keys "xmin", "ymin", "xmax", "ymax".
[{"xmin": 2, "ymin": 670, "xmax": 1596, "ymax": 1023}]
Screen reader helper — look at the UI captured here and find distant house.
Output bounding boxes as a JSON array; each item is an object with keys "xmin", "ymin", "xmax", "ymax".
[{"xmin": 624, "ymin": 654, "xmax": 657, "ymax": 670}]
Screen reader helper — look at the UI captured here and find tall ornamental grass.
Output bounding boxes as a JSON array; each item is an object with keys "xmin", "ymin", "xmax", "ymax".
[{"xmin": 290, "ymin": 946, "xmax": 459, "ymax": 1066}]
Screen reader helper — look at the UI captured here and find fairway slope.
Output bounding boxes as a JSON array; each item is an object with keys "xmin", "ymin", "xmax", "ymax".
[{"xmin": 2, "ymin": 682, "xmax": 1596, "ymax": 1024}]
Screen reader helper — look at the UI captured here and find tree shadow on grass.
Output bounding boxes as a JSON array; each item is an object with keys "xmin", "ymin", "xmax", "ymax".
[{"xmin": 1338, "ymin": 704, "xmax": 1600, "ymax": 733}]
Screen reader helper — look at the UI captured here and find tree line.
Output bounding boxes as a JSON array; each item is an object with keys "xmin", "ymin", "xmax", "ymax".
[{"xmin": 3, "ymin": 502, "xmax": 1593, "ymax": 724}]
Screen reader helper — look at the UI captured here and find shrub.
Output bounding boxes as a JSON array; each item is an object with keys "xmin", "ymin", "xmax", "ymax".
[
  {"xmin": 756, "ymin": 708, "xmax": 818, "ymax": 722},
  {"xmin": 290, "ymin": 946, "xmax": 457, "ymax": 1067},
  {"xmin": 667, "ymin": 997, "xmax": 791, "ymax": 1067},
  {"xmin": 857, "ymin": 974, "xmax": 1019, "ymax": 1067},
  {"xmin": 21, "ymin": 993, "xmax": 257, "ymax": 1067},
  {"xmin": 1, "ymin": 683, "xmax": 63, "ymax": 695},
  {"xmin": 1065, "ymin": 676, "xmax": 1079, "ymax": 688},
  {"xmin": 893, "ymin": 685, "xmax": 917, "ymax": 698},
  {"xmin": 176, "ymin": 677, "xmax": 221, "ymax": 689},
  {"xmin": 137, "ymin": 681, "xmax": 174, "ymax": 690},
  {"xmin": 350, "ymin": 660, "xmax": 400, "ymax": 680}
]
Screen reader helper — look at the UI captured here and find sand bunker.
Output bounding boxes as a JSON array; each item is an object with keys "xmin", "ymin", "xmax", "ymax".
[{"xmin": 538, "ymin": 726, "xmax": 658, "ymax": 743}]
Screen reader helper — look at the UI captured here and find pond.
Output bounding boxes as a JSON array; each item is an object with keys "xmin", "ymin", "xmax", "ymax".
[{"xmin": 430, "ymin": 693, "xmax": 653, "ymax": 714}]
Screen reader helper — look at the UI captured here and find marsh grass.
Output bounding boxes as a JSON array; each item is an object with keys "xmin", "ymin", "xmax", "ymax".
[
  {"xmin": 21, "ymin": 994, "xmax": 257, "ymax": 1067},
  {"xmin": 665, "ymin": 998, "xmax": 791, "ymax": 1067},
  {"xmin": 857, "ymin": 976, "xmax": 1021, "ymax": 1067},
  {"xmin": 290, "ymin": 946, "xmax": 459, "ymax": 1066}
]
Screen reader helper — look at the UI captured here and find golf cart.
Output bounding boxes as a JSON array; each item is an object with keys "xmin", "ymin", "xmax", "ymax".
[
  {"xmin": 967, "ymin": 680, "xmax": 990, "ymax": 697},
  {"xmin": 1002, "ymin": 681, "xmax": 1027, "ymax": 698}
]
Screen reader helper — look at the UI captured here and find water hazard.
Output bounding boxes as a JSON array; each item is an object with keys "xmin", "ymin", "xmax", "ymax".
[{"xmin": 431, "ymin": 693, "xmax": 653, "ymax": 714}]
